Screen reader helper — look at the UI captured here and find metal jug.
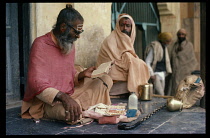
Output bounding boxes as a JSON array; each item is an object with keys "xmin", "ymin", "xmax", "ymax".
[{"xmin": 166, "ymin": 98, "xmax": 183, "ymax": 111}]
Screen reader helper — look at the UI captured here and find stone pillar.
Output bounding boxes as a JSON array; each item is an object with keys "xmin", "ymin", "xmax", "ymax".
[
  {"xmin": 157, "ymin": 3, "xmax": 181, "ymax": 40},
  {"xmin": 180, "ymin": 3, "xmax": 200, "ymax": 70},
  {"xmin": 157, "ymin": 3, "xmax": 181, "ymax": 55}
]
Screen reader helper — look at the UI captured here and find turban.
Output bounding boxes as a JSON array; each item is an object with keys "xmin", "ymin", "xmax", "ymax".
[
  {"xmin": 158, "ymin": 32, "xmax": 173, "ymax": 43},
  {"xmin": 177, "ymin": 28, "xmax": 187, "ymax": 35}
]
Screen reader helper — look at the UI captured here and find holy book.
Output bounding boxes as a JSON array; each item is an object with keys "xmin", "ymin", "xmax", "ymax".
[{"xmin": 91, "ymin": 61, "xmax": 113, "ymax": 78}]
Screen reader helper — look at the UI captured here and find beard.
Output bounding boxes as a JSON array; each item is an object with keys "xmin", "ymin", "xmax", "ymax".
[
  {"xmin": 56, "ymin": 28, "xmax": 77, "ymax": 54},
  {"xmin": 121, "ymin": 30, "xmax": 131, "ymax": 36},
  {"xmin": 178, "ymin": 37, "xmax": 186, "ymax": 44}
]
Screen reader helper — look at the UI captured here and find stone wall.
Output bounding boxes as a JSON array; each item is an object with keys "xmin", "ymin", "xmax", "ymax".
[
  {"xmin": 30, "ymin": 3, "xmax": 69, "ymax": 44},
  {"xmin": 157, "ymin": 3, "xmax": 181, "ymax": 56},
  {"xmin": 73, "ymin": 3, "xmax": 112, "ymax": 67},
  {"xmin": 157, "ymin": 2, "xmax": 181, "ymax": 41}
]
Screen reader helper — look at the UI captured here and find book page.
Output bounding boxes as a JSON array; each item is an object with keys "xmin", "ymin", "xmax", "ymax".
[{"xmin": 91, "ymin": 61, "xmax": 113, "ymax": 78}]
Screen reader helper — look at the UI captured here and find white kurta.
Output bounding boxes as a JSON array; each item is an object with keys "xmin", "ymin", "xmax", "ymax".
[{"xmin": 145, "ymin": 48, "xmax": 166, "ymax": 95}]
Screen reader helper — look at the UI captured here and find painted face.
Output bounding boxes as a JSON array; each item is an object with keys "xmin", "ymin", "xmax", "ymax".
[
  {"xmin": 59, "ymin": 20, "xmax": 83, "ymax": 44},
  {"xmin": 56, "ymin": 20, "xmax": 84, "ymax": 54},
  {"xmin": 76, "ymin": 24, "xmax": 83, "ymax": 33},
  {"xmin": 119, "ymin": 18, "xmax": 132, "ymax": 36},
  {"xmin": 67, "ymin": 20, "xmax": 84, "ymax": 40}
]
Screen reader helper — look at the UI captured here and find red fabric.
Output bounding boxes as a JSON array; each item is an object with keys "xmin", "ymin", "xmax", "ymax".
[
  {"xmin": 23, "ymin": 32, "xmax": 76, "ymax": 101},
  {"xmin": 98, "ymin": 116, "xmax": 118, "ymax": 124}
]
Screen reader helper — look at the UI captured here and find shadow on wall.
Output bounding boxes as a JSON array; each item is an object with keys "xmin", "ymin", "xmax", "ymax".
[{"xmin": 75, "ymin": 25, "xmax": 105, "ymax": 68}]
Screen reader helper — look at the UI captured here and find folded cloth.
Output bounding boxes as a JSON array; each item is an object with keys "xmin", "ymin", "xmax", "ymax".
[
  {"xmin": 82, "ymin": 110, "xmax": 103, "ymax": 119},
  {"xmin": 66, "ymin": 117, "xmax": 94, "ymax": 125},
  {"xmin": 98, "ymin": 109, "xmax": 141, "ymax": 124},
  {"xmin": 126, "ymin": 109, "xmax": 137, "ymax": 118},
  {"xmin": 98, "ymin": 116, "xmax": 118, "ymax": 124},
  {"xmin": 175, "ymin": 75, "xmax": 205, "ymax": 108},
  {"xmin": 120, "ymin": 110, "xmax": 141, "ymax": 122}
]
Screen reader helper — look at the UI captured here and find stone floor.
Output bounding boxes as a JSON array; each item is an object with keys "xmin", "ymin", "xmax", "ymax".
[{"xmin": 6, "ymin": 98, "xmax": 206, "ymax": 135}]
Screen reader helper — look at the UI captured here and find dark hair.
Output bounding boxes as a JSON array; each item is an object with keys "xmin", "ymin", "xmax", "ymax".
[{"xmin": 53, "ymin": 4, "xmax": 84, "ymax": 31}]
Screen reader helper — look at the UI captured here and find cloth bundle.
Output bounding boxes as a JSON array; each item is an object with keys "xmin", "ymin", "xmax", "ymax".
[
  {"xmin": 174, "ymin": 75, "xmax": 205, "ymax": 108},
  {"xmin": 82, "ymin": 103, "xmax": 141, "ymax": 124}
]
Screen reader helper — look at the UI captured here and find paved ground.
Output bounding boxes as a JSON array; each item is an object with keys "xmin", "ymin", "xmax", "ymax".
[{"xmin": 6, "ymin": 98, "xmax": 206, "ymax": 135}]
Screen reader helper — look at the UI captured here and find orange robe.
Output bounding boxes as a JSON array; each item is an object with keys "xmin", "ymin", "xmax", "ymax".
[{"xmin": 96, "ymin": 15, "xmax": 150, "ymax": 97}]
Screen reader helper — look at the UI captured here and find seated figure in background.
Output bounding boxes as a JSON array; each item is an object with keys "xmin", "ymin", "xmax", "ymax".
[{"xmin": 96, "ymin": 13, "xmax": 150, "ymax": 98}]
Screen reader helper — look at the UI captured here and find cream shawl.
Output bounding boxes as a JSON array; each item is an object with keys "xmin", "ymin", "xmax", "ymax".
[
  {"xmin": 166, "ymin": 40, "xmax": 198, "ymax": 96},
  {"xmin": 144, "ymin": 41, "xmax": 172, "ymax": 74},
  {"xmin": 96, "ymin": 15, "xmax": 150, "ymax": 95}
]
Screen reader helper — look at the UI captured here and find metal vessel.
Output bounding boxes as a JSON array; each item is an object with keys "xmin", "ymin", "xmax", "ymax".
[
  {"xmin": 139, "ymin": 84, "xmax": 153, "ymax": 100},
  {"xmin": 166, "ymin": 97, "xmax": 183, "ymax": 111}
]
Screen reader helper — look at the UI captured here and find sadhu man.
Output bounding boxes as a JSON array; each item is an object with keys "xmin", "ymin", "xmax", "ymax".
[
  {"xmin": 166, "ymin": 28, "xmax": 198, "ymax": 96},
  {"xmin": 21, "ymin": 5, "xmax": 113, "ymax": 124},
  {"xmin": 96, "ymin": 13, "xmax": 150, "ymax": 97}
]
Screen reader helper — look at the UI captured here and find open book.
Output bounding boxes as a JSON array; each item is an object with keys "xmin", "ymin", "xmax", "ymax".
[{"xmin": 91, "ymin": 61, "xmax": 113, "ymax": 78}]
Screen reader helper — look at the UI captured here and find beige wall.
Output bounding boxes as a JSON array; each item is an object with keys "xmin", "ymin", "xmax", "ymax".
[
  {"xmin": 30, "ymin": 3, "xmax": 112, "ymax": 68},
  {"xmin": 30, "ymin": 3, "xmax": 70, "ymax": 44},
  {"xmin": 157, "ymin": 2, "xmax": 181, "ymax": 59},
  {"xmin": 73, "ymin": 3, "xmax": 112, "ymax": 67}
]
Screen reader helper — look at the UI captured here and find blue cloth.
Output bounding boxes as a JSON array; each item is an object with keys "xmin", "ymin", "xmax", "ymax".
[{"xmin": 126, "ymin": 109, "xmax": 137, "ymax": 118}]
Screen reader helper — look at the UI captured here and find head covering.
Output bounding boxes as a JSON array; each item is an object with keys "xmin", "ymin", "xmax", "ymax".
[
  {"xmin": 116, "ymin": 14, "xmax": 136, "ymax": 45},
  {"xmin": 97, "ymin": 14, "xmax": 137, "ymax": 65},
  {"xmin": 158, "ymin": 32, "xmax": 173, "ymax": 43}
]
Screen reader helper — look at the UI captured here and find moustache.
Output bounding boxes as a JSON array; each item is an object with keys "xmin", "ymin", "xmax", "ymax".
[
  {"xmin": 62, "ymin": 34, "xmax": 77, "ymax": 44},
  {"xmin": 178, "ymin": 37, "xmax": 186, "ymax": 43},
  {"xmin": 121, "ymin": 30, "xmax": 130, "ymax": 36}
]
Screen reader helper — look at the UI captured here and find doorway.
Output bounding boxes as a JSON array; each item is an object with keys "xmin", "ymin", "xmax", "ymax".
[{"xmin": 6, "ymin": 3, "xmax": 30, "ymax": 106}]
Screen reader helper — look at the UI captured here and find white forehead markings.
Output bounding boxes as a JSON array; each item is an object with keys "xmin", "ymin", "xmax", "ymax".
[{"xmin": 77, "ymin": 24, "xmax": 83, "ymax": 30}]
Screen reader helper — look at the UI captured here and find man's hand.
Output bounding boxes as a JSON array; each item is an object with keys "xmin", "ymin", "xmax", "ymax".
[
  {"xmin": 150, "ymin": 75, "xmax": 156, "ymax": 84},
  {"xmin": 78, "ymin": 66, "xmax": 96, "ymax": 80},
  {"xmin": 55, "ymin": 91, "xmax": 82, "ymax": 122}
]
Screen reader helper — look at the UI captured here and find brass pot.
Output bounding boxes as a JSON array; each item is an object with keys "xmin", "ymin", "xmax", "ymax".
[
  {"xmin": 166, "ymin": 98, "xmax": 183, "ymax": 111},
  {"xmin": 139, "ymin": 84, "xmax": 153, "ymax": 100}
]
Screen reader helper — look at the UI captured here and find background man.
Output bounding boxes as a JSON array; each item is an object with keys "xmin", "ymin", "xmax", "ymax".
[
  {"xmin": 96, "ymin": 13, "xmax": 150, "ymax": 98},
  {"xmin": 166, "ymin": 28, "xmax": 198, "ymax": 96},
  {"xmin": 144, "ymin": 32, "xmax": 172, "ymax": 95},
  {"xmin": 21, "ymin": 5, "xmax": 113, "ymax": 124}
]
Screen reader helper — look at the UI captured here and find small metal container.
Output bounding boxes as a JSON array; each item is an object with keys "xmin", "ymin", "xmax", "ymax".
[
  {"xmin": 166, "ymin": 98, "xmax": 183, "ymax": 111},
  {"xmin": 149, "ymin": 83, "xmax": 153, "ymax": 100},
  {"xmin": 139, "ymin": 84, "xmax": 153, "ymax": 100}
]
